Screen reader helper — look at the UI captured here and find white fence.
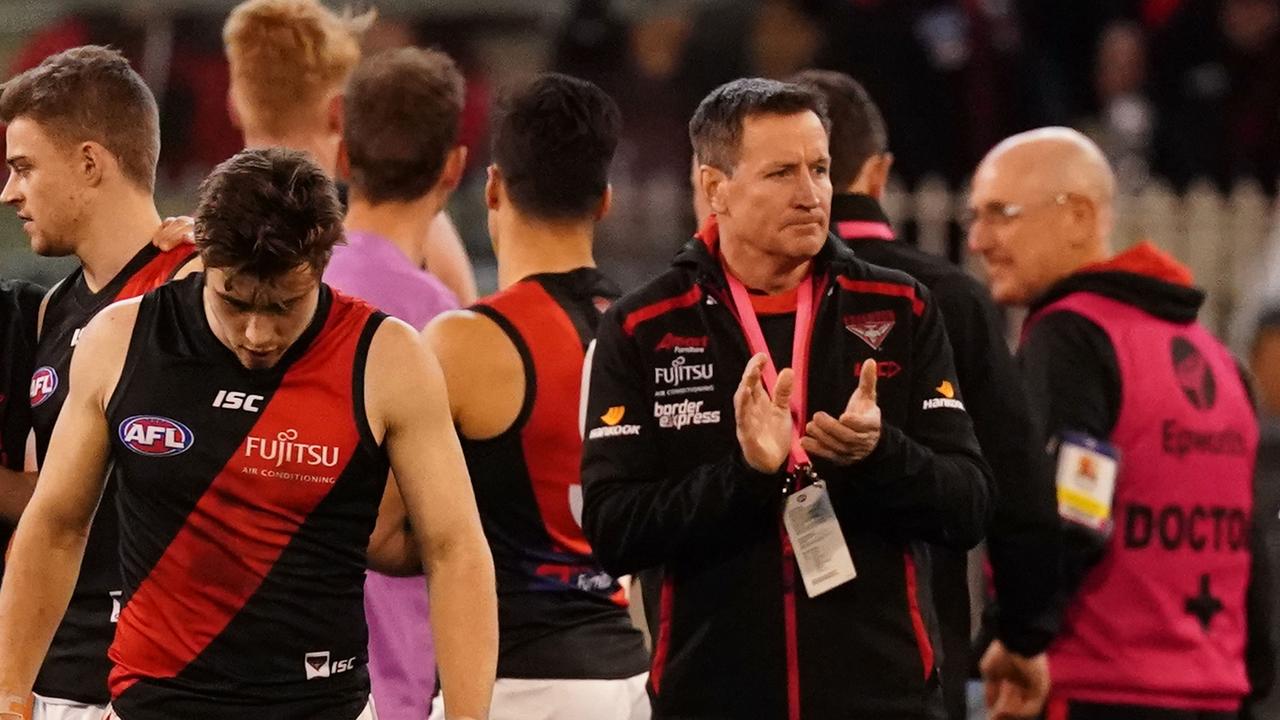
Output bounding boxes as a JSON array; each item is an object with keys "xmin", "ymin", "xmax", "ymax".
[{"xmin": 880, "ymin": 178, "xmax": 1279, "ymax": 346}]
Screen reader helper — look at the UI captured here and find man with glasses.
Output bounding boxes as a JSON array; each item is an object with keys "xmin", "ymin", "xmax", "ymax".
[{"xmin": 969, "ymin": 127, "xmax": 1273, "ymax": 720}]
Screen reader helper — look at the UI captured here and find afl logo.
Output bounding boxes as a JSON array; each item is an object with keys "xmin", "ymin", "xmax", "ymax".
[
  {"xmin": 118, "ymin": 415, "xmax": 194, "ymax": 457},
  {"xmin": 29, "ymin": 367, "xmax": 58, "ymax": 407}
]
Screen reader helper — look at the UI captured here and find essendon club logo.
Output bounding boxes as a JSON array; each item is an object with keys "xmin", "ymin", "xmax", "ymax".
[
  {"xmin": 118, "ymin": 415, "xmax": 195, "ymax": 457},
  {"xmin": 29, "ymin": 366, "xmax": 57, "ymax": 407},
  {"xmin": 655, "ymin": 333, "xmax": 709, "ymax": 352},
  {"xmin": 305, "ymin": 651, "xmax": 331, "ymax": 680},
  {"xmin": 845, "ymin": 311, "xmax": 895, "ymax": 350}
]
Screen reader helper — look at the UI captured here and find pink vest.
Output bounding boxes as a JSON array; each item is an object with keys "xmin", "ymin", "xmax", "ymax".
[{"xmin": 1026, "ymin": 292, "xmax": 1258, "ymax": 711}]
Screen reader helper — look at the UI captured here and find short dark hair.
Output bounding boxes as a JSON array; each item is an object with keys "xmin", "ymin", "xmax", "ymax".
[
  {"xmin": 195, "ymin": 148, "xmax": 344, "ymax": 278},
  {"xmin": 789, "ymin": 70, "xmax": 887, "ymax": 190},
  {"xmin": 0, "ymin": 45, "xmax": 160, "ymax": 191},
  {"xmin": 491, "ymin": 72, "xmax": 621, "ymax": 221},
  {"xmin": 344, "ymin": 47, "xmax": 465, "ymax": 204},
  {"xmin": 689, "ymin": 78, "xmax": 830, "ymax": 175}
]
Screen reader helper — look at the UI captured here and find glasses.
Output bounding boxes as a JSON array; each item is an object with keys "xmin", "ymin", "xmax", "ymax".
[{"xmin": 962, "ymin": 193, "xmax": 1069, "ymax": 228}]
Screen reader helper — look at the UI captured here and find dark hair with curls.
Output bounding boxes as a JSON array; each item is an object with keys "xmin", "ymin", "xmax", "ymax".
[{"xmin": 195, "ymin": 147, "xmax": 345, "ymax": 278}]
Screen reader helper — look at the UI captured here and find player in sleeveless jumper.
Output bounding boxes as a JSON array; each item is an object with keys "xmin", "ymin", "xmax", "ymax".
[
  {"xmin": 425, "ymin": 74, "xmax": 649, "ymax": 720},
  {"xmin": 970, "ymin": 128, "xmax": 1272, "ymax": 719},
  {"xmin": 0, "ymin": 47, "xmax": 201, "ymax": 720},
  {"xmin": 0, "ymin": 148, "xmax": 497, "ymax": 720}
]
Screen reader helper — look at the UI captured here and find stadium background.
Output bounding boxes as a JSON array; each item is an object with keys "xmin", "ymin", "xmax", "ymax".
[{"xmin": 0, "ymin": 0, "xmax": 1278, "ymax": 348}]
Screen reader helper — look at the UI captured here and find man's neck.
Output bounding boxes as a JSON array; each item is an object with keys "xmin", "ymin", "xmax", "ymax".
[
  {"xmin": 242, "ymin": 130, "xmax": 337, "ymax": 177},
  {"xmin": 76, "ymin": 191, "xmax": 162, "ymax": 292},
  {"xmin": 719, "ymin": 237, "xmax": 811, "ymax": 294},
  {"xmin": 344, "ymin": 194, "xmax": 443, "ymax": 268},
  {"xmin": 495, "ymin": 216, "xmax": 596, "ymax": 290}
]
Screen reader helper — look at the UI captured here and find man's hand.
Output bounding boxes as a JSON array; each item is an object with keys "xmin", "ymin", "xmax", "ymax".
[
  {"xmin": 980, "ymin": 640, "xmax": 1050, "ymax": 720},
  {"xmin": 151, "ymin": 216, "xmax": 194, "ymax": 251},
  {"xmin": 801, "ymin": 359, "xmax": 881, "ymax": 465},
  {"xmin": 734, "ymin": 353, "xmax": 794, "ymax": 474}
]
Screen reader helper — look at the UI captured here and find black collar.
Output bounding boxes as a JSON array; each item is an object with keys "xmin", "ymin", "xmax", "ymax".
[
  {"xmin": 830, "ymin": 193, "xmax": 894, "ymax": 241},
  {"xmin": 832, "ymin": 193, "xmax": 890, "ymax": 224}
]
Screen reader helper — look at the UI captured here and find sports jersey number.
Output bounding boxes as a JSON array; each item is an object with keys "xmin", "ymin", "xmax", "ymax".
[{"xmin": 213, "ymin": 390, "xmax": 264, "ymax": 412}]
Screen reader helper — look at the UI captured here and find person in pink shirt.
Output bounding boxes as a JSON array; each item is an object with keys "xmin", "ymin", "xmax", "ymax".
[{"xmin": 323, "ymin": 47, "xmax": 472, "ymax": 720}]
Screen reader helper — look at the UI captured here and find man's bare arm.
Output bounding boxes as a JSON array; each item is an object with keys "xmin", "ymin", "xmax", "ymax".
[
  {"xmin": 0, "ymin": 300, "xmax": 135, "ymax": 699},
  {"xmin": 369, "ymin": 318, "xmax": 496, "ymax": 720},
  {"xmin": 365, "ymin": 472, "xmax": 421, "ymax": 576},
  {"xmin": 425, "ymin": 212, "xmax": 477, "ymax": 305}
]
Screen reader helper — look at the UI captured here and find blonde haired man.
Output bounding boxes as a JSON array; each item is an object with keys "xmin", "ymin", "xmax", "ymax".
[{"xmin": 223, "ymin": 0, "xmax": 477, "ymax": 304}]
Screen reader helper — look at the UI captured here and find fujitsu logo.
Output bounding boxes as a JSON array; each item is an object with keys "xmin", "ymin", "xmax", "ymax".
[
  {"xmin": 654, "ymin": 356, "xmax": 714, "ymax": 386},
  {"xmin": 245, "ymin": 428, "xmax": 340, "ymax": 469}
]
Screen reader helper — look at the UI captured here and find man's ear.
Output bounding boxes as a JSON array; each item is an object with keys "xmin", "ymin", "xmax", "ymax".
[
  {"xmin": 702, "ymin": 164, "xmax": 730, "ymax": 215},
  {"xmin": 336, "ymin": 138, "xmax": 351, "ymax": 181},
  {"xmin": 327, "ymin": 93, "xmax": 344, "ymax": 135},
  {"xmin": 853, "ymin": 152, "xmax": 894, "ymax": 200},
  {"xmin": 1065, "ymin": 194, "xmax": 1099, "ymax": 249},
  {"xmin": 227, "ymin": 89, "xmax": 243, "ymax": 130},
  {"xmin": 594, "ymin": 184, "xmax": 613, "ymax": 221},
  {"xmin": 80, "ymin": 142, "xmax": 109, "ymax": 188},
  {"xmin": 437, "ymin": 146, "xmax": 468, "ymax": 193},
  {"xmin": 485, "ymin": 165, "xmax": 503, "ymax": 211}
]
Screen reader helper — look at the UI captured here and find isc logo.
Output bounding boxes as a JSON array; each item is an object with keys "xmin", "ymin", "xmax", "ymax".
[
  {"xmin": 213, "ymin": 390, "xmax": 264, "ymax": 412},
  {"xmin": 29, "ymin": 367, "xmax": 58, "ymax": 407},
  {"xmin": 304, "ymin": 651, "xmax": 357, "ymax": 680},
  {"xmin": 118, "ymin": 415, "xmax": 194, "ymax": 457}
]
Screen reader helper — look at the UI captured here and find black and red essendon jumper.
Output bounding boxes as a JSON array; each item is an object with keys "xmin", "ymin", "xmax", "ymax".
[
  {"xmin": 30, "ymin": 243, "xmax": 197, "ymax": 706},
  {"xmin": 464, "ymin": 267, "xmax": 649, "ymax": 681},
  {"xmin": 104, "ymin": 276, "xmax": 389, "ymax": 719}
]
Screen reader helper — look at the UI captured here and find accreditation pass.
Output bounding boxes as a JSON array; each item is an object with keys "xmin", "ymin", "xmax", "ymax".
[{"xmin": 783, "ymin": 481, "xmax": 856, "ymax": 597}]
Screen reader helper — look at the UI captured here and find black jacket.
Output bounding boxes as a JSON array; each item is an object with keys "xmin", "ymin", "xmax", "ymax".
[
  {"xmin": 581, "ymin": 229, "xmax": 993, "ymax": 719},
  {"xmin": 836, "ymin": 194, "xmax": 1060, "ymax": 717},
  {"xmin": 1020, "ymin": 247, "xmax": 1275, "ymax": 705}
]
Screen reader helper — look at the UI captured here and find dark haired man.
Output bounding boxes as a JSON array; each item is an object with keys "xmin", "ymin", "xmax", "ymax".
[
  {"xmin": 790, "ymin": 69, "xmax": 1059, "ymax": 720},
  {"xmin": 0, "ymin": 45, "xmax": 200, "ymax": 719},
  {"xmin": 581, "ymin": 77, "xmax": 992, "ymax": 719},
  {"xmin": 324, "ymin": 46, "xmax": 470, "ymax": 720},
  {"xmin": 425, "ymin": 72, "xmax": 649, "ymax": 720},
  {"xmin": 0, "ymin": 147, "xmax": 497, "ymax": 720}
]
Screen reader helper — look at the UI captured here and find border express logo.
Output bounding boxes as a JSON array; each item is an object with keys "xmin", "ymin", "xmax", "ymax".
[
  {"xmin": 118, "ymin": 415, "xmax": 195, "ymax": 457},
  {"xmin": 589, "ymin": 406, "xmax": 641, "ymax": 440},
  {"xmin": 29, "ymin": 366, "xmax": 58, "ymax": 407}
]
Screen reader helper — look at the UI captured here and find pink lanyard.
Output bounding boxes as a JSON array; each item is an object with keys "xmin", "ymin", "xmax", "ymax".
[{"xmin": 722, "ymin": 265, "xmax": 816, "ymax": 473}]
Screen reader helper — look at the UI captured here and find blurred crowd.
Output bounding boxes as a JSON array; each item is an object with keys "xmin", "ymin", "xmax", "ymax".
[{"xmin": 11, "ymin": 0, "xmax": 1280, "ymax": 191}]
